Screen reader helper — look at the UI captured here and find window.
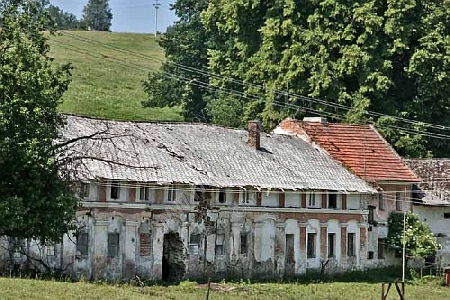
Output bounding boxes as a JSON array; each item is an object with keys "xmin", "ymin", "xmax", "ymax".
[
  {"xmin": 286, "ymin": 234, "xmax": 295, "ymax": 263},
  {"xmin": 215, "ymin": 234, "xmax": 225, "ymax": 256},
  {"xmin": 368, "ymin": 205, "xmax": 376, "ymax": 223},
  {"xmin": 328, "ymin": 193, "xmax": 337, "ymax": 209},
  {"xmin": 307, "ymin": 233, "xmax": 316, "ymax": 258},
  {"xmin": 328, "ymin": 233, "xmax": 335, "ymax": 258},
  {"xmin": 167, "ymin": 186, "xmax": 176, "ymax": 202},
  {"xmin": 378, "ymin": 239, "xmax": 385, "ymax": 259},
  {"xmin": 242, "ymin": 190, "xmax": 255, "ymax": 204},
  {"xmin": 240, "ymin": 233, "xmax": 248, "ymax": 255},
  {"xmin": 108, "ymin": 233, "xmax": 120, "ymax": 258},
  {"xmin": 307, "ymin": 193, "xmax": 316, "ymax": 208},
  {"xmin": 368, "ymin": 251, "xmax": 374, "ymax": 260},
  {"xmin": 110, "ymin": 180, "xmax": 120, "ymax": 200},
  {"xmin": 395, "ymin": 192, "xmax": 402, "ymax": 211},
  {"xmin": 444, "ymin": 212, "xmax": 450, "ymax": 219},
  {"xmin": 218, "ymin": 189, "xmax": 226, "ymax": 204},
  {"xmin": 139, "ymin": 233, "xmax": 151, "ymax": 256},
  {"xmin": 378, "ymin": 192, "xmax": 385, "ymax": 211},
  {"xmin": 46, "ymin": 244, "xmax": 55, "ymax": 256},
  {"xmin": 76, "ymin": 232, "xmax": 89, "ymax": 257},
  {"xmin": 80, "ymin": 182, "xmax": 90, "ymax": 198},
  {"xmin": 140, "ymin": 186, "xmax": 150, "ymax": 201},
  {"xmin": 347, "ymin": 233, "xmax": 356, "ymax": 257},
  {"xmin": 189, "ymin": 234, "xmax": 200, "ymax": 255}
]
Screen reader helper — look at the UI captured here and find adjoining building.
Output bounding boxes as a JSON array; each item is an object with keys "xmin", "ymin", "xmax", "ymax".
[{"xmin": 274, "ymin": 117, "xmax": 420, "ymax": 265}]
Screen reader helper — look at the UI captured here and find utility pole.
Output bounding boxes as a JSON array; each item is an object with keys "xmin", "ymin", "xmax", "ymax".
[{"xmin": 153, "ymin": 0, "xmax": 161, "ymax": 38}]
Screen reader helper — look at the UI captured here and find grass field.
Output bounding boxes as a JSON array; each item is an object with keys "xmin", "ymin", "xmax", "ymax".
[
  {"xmin": 47, "ymin": 31, "xmax": 182, "ymax": 121},
  {"xmin": 0, "ymin": 277, "xmax": 448, "ymax": 300}
]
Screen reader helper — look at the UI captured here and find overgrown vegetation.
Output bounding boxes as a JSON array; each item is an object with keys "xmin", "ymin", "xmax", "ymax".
[{"xmin": 387, "ymin": 212, "xmax": 439, "ymax": 259}]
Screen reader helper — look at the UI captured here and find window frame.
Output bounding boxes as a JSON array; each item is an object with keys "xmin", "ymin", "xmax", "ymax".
[
  {"xmin": 395, "ymin": 192, "xmax": 402, "ymax": 211},
  {"xmin": 378, "ymin": 192, "xmax": 385, "ymax": 211},
  {"xmin": 76, "ymin": 232, "xmax": 89, "ymax": 257},
  {"xmin": 189, "ymin": 234, "xmax": 200, "ymax": 255},
  {"xmin": 108, "ymin": 233, "xmax": 120, "ymax": 258},
  {"xmin": 215, "ymin": 234, "xmax": 225, "ymax": 257},
  {"xmin": 307, "ymin": 232, "xmax": 316, "ymax": 258},
  {"xmin": 80, "ymin": 182, "xmax": 90, "ymax": 199},
  {"xmin": 347, "ymin": 233, "xmax": 356, "ymax": 257},
  {"xmin": 110, "ymin": 180, "xmax": 120, "ymax": 200},
  {"xmin": 328, "ymin": 233, "xmax": 335, "ymax": 258},
  {"xmin": 378, "ymin": 238, "xmax": 385, "ymax": 259},
  {"xmin": 167, "ymin": 186, "xmax": 177, "ymax": 202},
  {"xmin": 240, "ymin": 233, "xmax": 248, "ymax": 255},
  {"xmin": 328, "ymin": 193, "xmax": 337, "ymax": 209}
]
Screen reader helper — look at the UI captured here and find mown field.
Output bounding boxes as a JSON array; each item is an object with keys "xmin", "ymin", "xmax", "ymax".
[
  {"xmin": 1, "ymin": 277, "xmax": 449, "ymax": 300},
  {"xmin": 47, "ymin": 31, "xmax": 182, "ymax": 121}
]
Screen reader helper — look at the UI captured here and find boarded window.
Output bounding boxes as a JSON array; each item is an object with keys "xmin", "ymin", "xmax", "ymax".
[
  {"xmin": 379, "ymin": 192, "xmax": 385, "ymax": 210},
  {"xmin": 347, "ymin": 233, "xmax": 356, "ymax": 257},
  {"xmin": 110, "ymin": 180, "xmax": 120, "ymax": 199},
  {"xmin": 328, "ymin": 193, "xmax": 337, "ymax": 208},
  {"xmin": 328, "ymin": 233, "xmax": 335, "ymax": 258},
  {"xmin": 395, "ymin": 192, "xmax": 402, "ymax": 211},
  {"xmin": 378, "ymin": 239, "xmax": 385, "ymax": 259},
  {"xmin": 286, "ymin": 234, "xmax": 295, "ymax": 263},
  {"xmin": 189, "ymin": 234, "xmax": 200, "ymax": 255},
  {"xmin": 139, "ymin": 233, "xmax": 151, "ymax": 256},
  {"xmin": 307, "ymin": 233, "xmax": 316, "ymax": 258},
  {"xmin": 108, "ymin": 233, "xmax": 120, "ymax": 258},
  {"xmin": 240, "ymin": 233, "xmax": 248, "ymax": 255},
  {"xmin": 215, "ymin": 234, "xmax": 225, "ymax": 256},
  {"xmin": 77, "ymin": 232, "xmax": 89, "ymax": 256}
]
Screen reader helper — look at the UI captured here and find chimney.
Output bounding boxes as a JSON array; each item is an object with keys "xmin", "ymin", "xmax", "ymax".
[
  {"xmin": 248, "ymin": 120, "xmax": 261, "ymax": 150},
  {"xmin": 303, "ymin": 116, "xmax": 327, "ymax": 124}
]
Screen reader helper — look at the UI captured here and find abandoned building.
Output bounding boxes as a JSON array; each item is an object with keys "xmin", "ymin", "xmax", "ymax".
[
  {"xmin": 405, "ymin": 159, "xmax": 450, "ymax": 265},
  {"xmin": 274, "ymin": 117, "xmax": 420, "ymax": 265},
  {"xmin": 0, "ymin": 115, "xmax": 414, "ymax": 281}
]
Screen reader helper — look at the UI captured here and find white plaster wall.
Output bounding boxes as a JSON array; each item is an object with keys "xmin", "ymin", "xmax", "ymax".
[
  {"xmin": 414, "ymin": 205, "xmax": 450, "ymax": 236},
  {"xmin": 262, "ymin": 192, "xmax": 278, "ymax": 207},
  {"xmin": 285, "ymin": 193, "xmax": 301, "ymax": 208},
  {"xmin": 89, "ymin": 182, "xmax": 99, "ymax": 201},
  {"xmin": 347, "ymin": 194, "xmax": 361, "ymax": 210},
  {"xmin": 260, "ymin": 219, "xmax": 276, "ymax": 262}
]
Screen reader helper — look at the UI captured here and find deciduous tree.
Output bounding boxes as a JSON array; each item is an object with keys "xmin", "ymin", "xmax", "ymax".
[
  {"xmin": 0, "ymin": 0, "xmax": 77, "ymax": 243},
  {"xmin": 82, "ymin": 0, "xmax": 112, "ymax": 31}
]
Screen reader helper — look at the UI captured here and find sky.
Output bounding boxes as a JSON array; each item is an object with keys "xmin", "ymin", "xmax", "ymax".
[{"xmin": 50, "ymin": 0, "xmax": 178, "ymax": 33}]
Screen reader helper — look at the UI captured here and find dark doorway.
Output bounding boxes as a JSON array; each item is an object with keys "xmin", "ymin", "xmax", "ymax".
[
  {"xmin": 285, "ymin": 234, "xmax": 295, "ymax": 276},
  {"xmin": 162, "ymin": 232, "xmax": 186, "ymax": 282}
]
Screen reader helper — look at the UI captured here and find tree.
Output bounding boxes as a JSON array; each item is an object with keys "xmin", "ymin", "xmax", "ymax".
[
  {"xmin": 142, "ymin": 0, "xmax": 210, "ymax": 122},
  {"xmin": 82, "ymin": 0, "xmax": 112, "ymax": 31},
  {"xmin": 201, "ymin": 0, "xmax": 450, "ymax": 157},
  {"xmin": 47, "ymin": 4, "xmax": 86, "ymax": 30},
  {"xmin": 387, "ymin": 212, "xmax": 439, "ymax": 259},
  {"xmin": 0, "ymin": 0, "xmax": 77, "ymax": 243}
]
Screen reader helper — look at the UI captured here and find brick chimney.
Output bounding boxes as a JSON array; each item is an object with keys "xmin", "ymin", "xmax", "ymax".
[{"xmin": 248, "ymin": 120, "xmax": 261, "ymax": 150}]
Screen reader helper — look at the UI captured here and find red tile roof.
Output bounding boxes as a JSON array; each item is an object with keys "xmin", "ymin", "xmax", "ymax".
[{"xmin": 276, "ymin": 118, "xmax": 419, "ymax": 183}]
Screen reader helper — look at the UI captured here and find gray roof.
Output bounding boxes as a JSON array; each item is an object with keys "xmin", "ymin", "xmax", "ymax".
[
  {"xmin": 405, "ymin": 159, "xmax": 450, "ymax": 205},
  {"xmin": 59, "ymin": 115, "xmax": 375, "ymax": 193}
]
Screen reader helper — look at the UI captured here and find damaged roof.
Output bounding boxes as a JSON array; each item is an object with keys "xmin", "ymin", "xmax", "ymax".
[
  {"xmin": 404, "ymin": 159, "xmax": 450, "ymax": 205},
  {"xmin": 274, "ymin": 118, "xmax": 419, "ymax": 183},
  {"xmin": 59, "ymin": 115, "xmax": 375, "ymax": 193}
]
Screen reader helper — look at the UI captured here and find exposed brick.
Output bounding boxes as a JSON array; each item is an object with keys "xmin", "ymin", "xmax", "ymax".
[
  {"xmin": 342, "ymin": 194, "xmax": 347, "ymax": 210},
  {"xmin": 279, "ymin": 192, "xmax": 285, "ymax": 208},
  {"xmin": 233, "ymin": 192, "xmax": 239, "ymax": 205},
  {"xmin": 99, "ymin": 184, "xmax": 106, "ymax": 202},
  {"xmin": 301, "ymin": 193, "xmax": 306, "ymax": 208},
  {"xmin": 256, "ymin": 192, "xmax": 262, "ymax": 206},
  {"xmin": 341, "ymin": 226, "xmax": 347, "ymax": 258},
  {"xmin": 321, "ymin": 193, "xmax": 327, "ymax": 208},
  {"xmin": 299, "ymin": 227, "xmax": 306, "ymax": 252},
  {"xmin": 320, "ymin": 227, "xmax": 327, "ymax": 258},
  {"xmin": 129, "ymin": 183, "xmax": 136, "ymax": 203}
]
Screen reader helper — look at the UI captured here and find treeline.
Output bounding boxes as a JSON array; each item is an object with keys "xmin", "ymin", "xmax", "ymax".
[{"xmin": 143, "ymin": 0, "xmax": 450, "ymax": 158}]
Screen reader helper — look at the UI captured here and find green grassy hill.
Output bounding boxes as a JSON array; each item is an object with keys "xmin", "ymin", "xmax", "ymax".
[{"xmin": 48, "ymin": 31, "xmax": 182, "ymax": 121}]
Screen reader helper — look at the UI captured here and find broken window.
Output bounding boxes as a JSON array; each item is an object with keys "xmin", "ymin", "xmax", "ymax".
[
  {"xmin": 140, "ymin": 186, "xmax": 151, "ymax": 201},
  {"xmin": 395, "ymin": 192, "xmax": 402, "ymax": 211},
  {"xmin": 368, "ymin": 205, "xmax": 376, "ymax": 223},
  {"xmin": 215, "ymin": 234, "xmax": 225, "ymax": 256},
  {"xmin": 139, "ymin": 233, "xmax": 151, "ymax": 256},
  {"xmin": 240, "ymin": 233, "xmax": 248, "ymax": 255},
  {"xmin": 378, "ymin": 239, "xmax": 385, "ymax": 259},
  {"xmin": 76, "ymin": 232, "xmax": 89, "ymax": 257},
  {"xmin": 108, "ymin": 233, "xmax": 120, "ymax": 258},
  {"xmin": 167, "ymin": 186, "xmax": 176, "ymax": 202},
  {"xmin": 307, "ymin": 233, "xmax": 316, "ymax": 258},
  {"xmin": 328, "ymin": 233, "xmax": 335, "ymax": 258},
  {"xmin": 189, "ymin": 234, "xmax": 200, "ymax": 255},
  {"xmin": 444, "ymin": 212, "xmax": 450, "ymax": 219},
  {"xmin": 347, "ymin": 233, "xmax": 356, "ymax": 257},
  {"xmin": 110, "ymin": 180, "xmax": 120, "ymax": 200},
  {"xmin": 80, "ymin": 182, "xmax": 90, "ymax": 199},
  {"xmin": 368, "ymin": 251, "xmax": 374, "ymax": 259},
  {"xmin": 328, "ymin": 193, "xmax": 337, "ymax": 208},
  {"xmin": 378, "ymin": 192, "xmax": 385, "ymax": 211},
  {"xmin": 218, "ymin": 189, "xmax": 226, "ymax": 204}
]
